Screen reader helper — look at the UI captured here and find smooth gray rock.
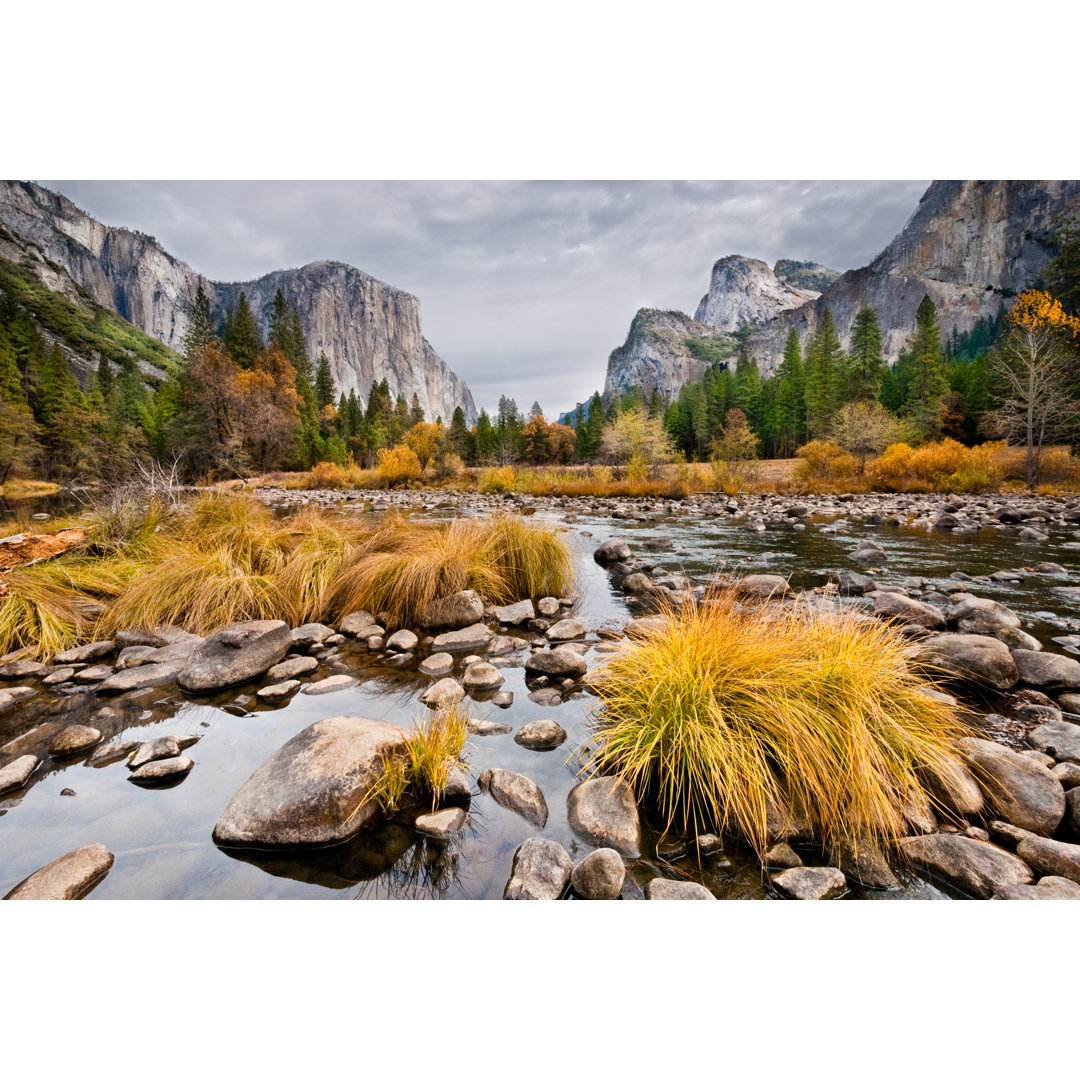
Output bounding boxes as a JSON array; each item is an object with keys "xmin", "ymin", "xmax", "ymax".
[
  {"xmin": 301, "ymin": 675, "xmax": 357, "ymax": 695},
  {"xmin": 504, "ymin": 837, "xmax": 572, "ymax": 899},
  {"xmin": 957, "ymin": 737, "xmax": 1065, "ymax": 835},
  {"xmin": 431, "ymin": 624, "xmax": 493, "ymax": 652},
  {"xmin": 129, "ymin": 737, "xmax": 181, "ymax": 770},
  {"xmin": 594, "ymin": 539, "xmax": 631, "ymax": 565},
  {"xmin": 1015, "ymin": 834, "xmax": 1080, "ymax": 884},
  {"xmin": 947, "ymin": 594, "xmax": 1021, "ymax": 634},
  {"xmin": 916, "ymin": 633, "xmax": 1019, "ymax": 690},
  {"xmin": 338, "ymin": 611, "xmax": 377, "ymax": 636},
  {"xmin": 571, "ymin": 848, "xmax": 626, "ymax": 899},
  {"xmin": 873, "ymin": 592, "xmax": 946, "ymax": 629},
  {"xmin": 213, "ymin": 716, "xmax": 407, "ymax": 847},
  {"xmin": 567, "ymin": 777, "xmax": 643, "ymax": 857},
  {"xmin": 0, "ymin": 685, "xmax": 38, "ymax": 708},
  {"xmin": 49, "ymin": 725, "xmax": 102, "ymax": 756},
  {"xmin": 414, "ymin": 807, "xmax": 466, "ymax": 839},
  {"xmin": 1028, "ymin": 721, "xmax": 1080, "ymax": 764},
  {"xmin": 537, "ymin": 597, "xmax": 561, "ymax": 617},
  {"xmin": 994, "ymin": 881, "xmax": 1080, "ymax": 899},
  {"xmin": 828, "ymin": 835, "xmax": 900, "ymax": 889},
  {"xmin": 266, "ymin": 655, "xmax": 319, "ymax": 681},
  {"xmin": 546, "ymin": 618, "xmax": 585, "ymax": 641},
  {"xmin": 53, "ymin": 640, "xmax": 114, "ymax": 664},
  {"xmin": 0, "ymin": 659, "xmax": 44, "ymax": 678},
  {"xmin": 1052, "ymin": 762, "xmax": 1080, "ymax": 789},
  {"xmin": 419, "ymin": 652, "xmax": 454, "ymax": 678},
  {"xmin": 514, "ymin": 719, "xmax": 567, "ymax": 750},
  {"xmin": 462, "ymin": 662, "xmax": 504, "ymax": 691},
  {"xmin": 129, "ymin": 756, "xmax": 194, "ymax": 782},
  {"xmin": 421, "ymin": 590, "xmax": 485, "ymax": 630},
  {"xmin": 733, "ymin": 574, "xmax": 790, "ymax": 599},
  {"xmin": 178, "ymin": 620, "xmax": 291, "ymax": 693},
  {"xmin": 386, "ymin": 629, "xmax": 418, "ymax": 652},
  {"xmin": 645, "ymin": 878, "xmax": 716, "ymax": 900},
  {"xmin": 468, "ymin": 719, "xmax": 512, "ymax": 736},
  {"xmin": 922, "ymin": 757, "xmax": 985, "ymax": 816},
  {"xmin": 3, "ymin": 843, "xmax": 114, "ymax": 900},
  {"xmin": 764, "ymin": 842, "xmax": 803, "ymax": 869},
  {"xmin": 257, "ymin": 679, "xmax": 300, "ymax": 702},
  {"xmin": 524, "ymin": 645, "xmax": 588, "ymax": 679},
  {"xmin": 478, "ymin": 768, "xmax": 548, "ymax": 828},
  {"xmin": 291, "ymin": 622, "xmax": 335, "ymax": 647},
  {"xmin": 1012, "ymin": 649, "xmax": 1080, "ymax": 691},
  {"xmin": 87, "ymin": 740, "xmax": 140, "ymax": 767},
  {"xmin": 421, "ymin": 678, "xmax": 464, "ymax": 707},
  {"xmin": 836, "ymin": 569, "xmax": 871, "ymax": 595},
  {"xmin": 40, "ymin": 669, "xmax": 75, "ymax": 686},
  {"xmin": 898, "ymin": 833, "xmax": 1033, "ymax": 898},
  {"xmin": 1068, "ymin": 787, "xmax": 1080, "ymax": 836},
  {"xmin": 772, "ymin": 866, "xmax": 847, "ymax": 899},
  {"xmin": 493, "ymin": 599, "xmax": 536, "ymax": 626},
  {"xmin": 0, "ymin": 754, "xmax": 37, "ymax": 795}
]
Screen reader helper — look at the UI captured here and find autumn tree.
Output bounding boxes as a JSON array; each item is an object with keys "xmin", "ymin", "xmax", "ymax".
[
  {"xmin": 600, "ymin": 407, "xmax": 674, "ymax": 465},
  {"xmin": 235, "ymin": 344, "xmax": 301, "ymax": 471},
  {"xmin": 403, "ymin": 421, "xmax": 443, "ymax": 471},
  {"xmin": 180, "ymin": 342, "xmax": 243, "ymax": 476},
  {"xmin": 831, "ymin": 401, "xmax": 913, "ymax": 471}
]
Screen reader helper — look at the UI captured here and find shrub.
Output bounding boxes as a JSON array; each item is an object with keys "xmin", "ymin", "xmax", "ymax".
[
  {"xmin": 477, "ymin": 465, "xmax": 518, "ymax": 493},
  {"xmin": 865, "ymin": 442, "xmax": 915, "ymax": 485},
  {"xmin": 582, "ymin": 591, "xmax": 970, "ymax": 856},
  {"xmin": 794, "ymin": 440, "xmax": 858, "ymax": 480},
  {"xmin": 1034, "ymin": 447, "xmax": 1079, "ymax": 484},
  {"xmin": 626, "ymin": 453, "xmax": 648, "ymax": 484},
  {"xmin": 309, "ymin": 461, "xmax": 349, "ymax": 489},
  {"xmin": 906, "ymin": 438, "xmax": 968, "ymax": 484},
  {"xmin": 376, "ymin": 446, "xmax": 422, "ymax": 487},
  {"xmin": 434, "ymin": 452, "xmax": 464, "ymax": 480}
]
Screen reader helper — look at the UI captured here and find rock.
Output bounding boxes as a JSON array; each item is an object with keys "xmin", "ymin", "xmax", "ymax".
[
  {"xmin": 1015, "ymin": 835, "xmax": 1080, "ymax": 884},
  {"xmin": 493, "ymin": 599, "xmax": 536, "ymax": 626},
  {"xmin": 290, "ymin": 622, "xmax": 335, "ymax": 648},
  {"xmin": 829, "ymin": 835, "xmax": 900, "ymax": 889},
  {"xmin": 49, "ymin": 725, "xmax": 102, "ymax": 756},
  {"xmin": 902, "ymin": 789, "xmax": 938, "ymax": 834},
  {"xmin": 504, "ymin": 838, "xmax": 572, "ymax": 899},
  {"xmin": 129, "ymin": 736, "xmax": 181, "ymax": 770},
  {"xmin": 87, "ymin": 740, "xmax": 140, "ymax": 767},
  {"xmin": 1028, "ymin": 721, "xmax": 1080, "ymax": 764},
  {"xmin": 694, "ymin": 834, "xmax": 724, "ymax": 856},
  {"xmin": 53, "ymin": 640, "xmax": 114, "ymax": 664},
  {"xmin": 338, "ymin": 611, "xmax": 377, "ymax": 636},
  {"xmin": 420, "ymin": 590, "xmax": 485, "ymax": 630},
  {"xmin": 898, "ymin": 833, "xmax": 1033, "ymax": 898},
  {"xmin": 419, "ymin": 652, "xmax": 454, "ymax": 678},
  {"xmin": 492, "ymin": 691, "xmax": 513, "ymax": 708},
  {"xmin": 0, "ymin": 659, "xmax": 43, "ymax": 678},
  {"xmin": 40, "ymin": 669, "xmax": 75, "ymax": 687},
  {"xmin": 772, "ymin": 866, "xmax": 847, "ymax": 899},
  {"xmin": 266, "ymin": 655, "xmax": 319, "ymax": 681},
  {"xmin": 764, "ymin": 842, "xmax": 803, "ymax": 869},
  {"xmin": 566, "ymin": 777, "xmax": 643, "ymax": 857},
  {"xmin": 478, "ymin": 768, "xmax": 548, "ymax": 827},
  {"xmin": 947, "ymin": 594, "xmax": 1021, "ymax": 635},
  {"xmin": 645, "ymin": 878, "xmax": 716, "ymax": 900},
  {"xmin": 514, "ymin": 719, "xmax": 567, "ymax": 750},
  {"xmin": 431, "ymin": 624, "xmax": 493, "ymax": 652},
  {"xmin": 916, "ymin": 633, "xmax": 1019, "ymax": 690},
  {"xmin": 301, "ymin": 675, "xmax": 357, "ymax": 695},
  {"xmin": 129, "ymin": 756, "xmax": 194, "ymax": 782},
  {"xmin": 524, "ymin": 646, "xmax": 588, "ymax": 679},
  {"xmin": 852, "ymin": 546, "xmax": 887, "ymax": 566},
  {"xmin": 594, "ymin": 539, "xmax": 631, "ymax": 565},
  {"xmin": 922, "ymin": 757, "xmax": 985, "ymax": 816},
  {"xmin": 571, "ymin": 849, "xmax": 626, "ymax": 899},
  {"xmin": 1019, "ymin": 527, "xmax": 1048, "ymax": 542},
  {"xmin": 872, "ymin": 592, "xmax": 946, "ymax": 629},
  {"xmin": 468, "ymin": 719, "xmax": 512, "ymax": 736},
  {"xmin": 836, "ymin": 569, "xmax": 871, "ymax": 595},
  {"xmin": 1012, "ymin": 649, "xmax": 1080, "ymax": 691},
  {"xmin": 97, "ymin": 660, "xmax": 186, "ymax": 693},
  {"xmin": 621, "ymin": 572, "xmax": 653, "ymax": 593},
  {"xmin": 732, "ymin": 574, "xmax": 790, "ymax": 599},
  {"xmin": 385, "ymin": 629, "xmax": 418, "ymax": 653},
  {"xmin": 441, "ymin": 767, "xmax": 472, "ymax": 804},
  {"xmin": 957, "ymin": 737, "xmax": 1065, "ymax": 835},
  {"xmin": 178, "ymin": 620, "xmax": 291, "ymax": 693},
  {"xmin": 3, "ymin": 844, "xmax": 114, "ymax": 900},
  {"xmin": 1052, "ymin": 762, "xmax": 1080, "ymax": 789},
  {"xmin": 421, "ymin": 678, "xmax": 464, "ymax": 707},
  {"xmin": 1068, "ymin": 787, "xmax": 1080, "ymax": 836},
  {"xmin": 462, "ymin": 662, "xmax": 504, "ymax": 691},
  {"xmin": 1038, "ymin": 876, "xmax": 1080, "ymax": 895},
  {"xmin": 537, "ymin": 597, "xmax": 561, "ymax": 617},
  {"xmin": 0, "ymin": 754, "xmax": 37, "ymax": 795},
  {"xmin": 546, "ymin": 618, "xmax": 585, "ymax": 641},
  {"xmin": 257, "ymin": 679, "xmax": 300, "ymax": 702},
  {"xmin": 414, "ymin": 807, "xmax": 466, "ymax": 840},
  {"xmin": 994, "ymin": 880, "xmax": 1080, "ymax": 899},
  {"xmin": 213, "ymin": 716, "xmax": 408, "ymax": 847},
  {"xmin": 0, "ymin": 685, "xmax": 37, "ymax": 709}
]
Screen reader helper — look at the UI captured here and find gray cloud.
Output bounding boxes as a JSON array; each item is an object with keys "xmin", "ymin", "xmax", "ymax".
[{"xmin": 40, "ymin": 179, "xmax": 928, "ymax": 416}]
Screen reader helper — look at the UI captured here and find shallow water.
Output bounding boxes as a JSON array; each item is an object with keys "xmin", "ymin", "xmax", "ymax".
[{"xmin": 3, "ymin": 496, "xmax": 1077, "ymax": 900}]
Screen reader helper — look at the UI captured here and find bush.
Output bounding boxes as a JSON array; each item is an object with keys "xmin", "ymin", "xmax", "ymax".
[
  {"xmin": 794, "ymin": 440, "xmax": 858, "ymax": 480},
  {"xmin": 376, "ymin": 445, "xmax": 422, "ymax": 487},
  {"xmin": 1034, "ymin": 447, "xmax": 1080, "ymax": 484},
  {"xmin": 309, "ymin": 461, "xmax": 348, "ymax": 489},
  {"xmin": 864, "ymin": 442, "xmax": 915, "ymax": 485},
  {"xmin": 626, "ymin": 453, "xmax": 648, "ymax": 484},
  {"xmin": 434, "ymin": 452, "xmax": 464, "ymax": 480},
  {"xmin": 477, "ymin": 465, "xmax": 518, "ymax": 493},
  {"xmin": 906, "ymin": 438, "xmax": 968, "ymax": 484}
]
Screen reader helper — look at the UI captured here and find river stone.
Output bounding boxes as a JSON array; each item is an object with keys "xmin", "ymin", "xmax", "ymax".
[
  {"xmin": 764, "ymin": 842, "xmax": 803, "ymax": 869},
  {"xmin": 0, "ymin": 659, "xmax": 43, "ymax": 678},
  {"xmin": 514, "ymin": 719, "xmax": 567, "ymax": 750},
  {"xmin": 524, "ymin": 646, "xmax": 588, "ymax": 679},
  {"xmin": 88, "ymin": 740, "xmax": 140, "ymax": 767},
  {"xmin": 54, "ymin": 640, "xmax": 114, "ymax": 664},
  {"xmin": 3, "ymin": 843, "xmax": 114, "ymax": 900},
  {"xmin": 384, "ymin": 629, "xmax": 417, "ymax": 653},
  {"xmin": 129, "ymin": 755, "xmax": 194, "ymax": 782},
  {"xmin": 0, "ymin": 685, "xmax": 37, "ymax": 712},
  {"xmin": 41, "ymin": 669, "xmax": 76, "ymax": 686},
  {"xmin": 922, "ymin": 757, "xmax": 984, "ymax": 816},
  {"xmin": 1038, "ymin": 875, "xmax": 1080, "ymax": 895},
  {"xmin": 546, "ymin": 618, "xmax": 585, "ymax": 641},
  {"xmin": 916, "ymin": 633, "xmax": 1019, "ymax": 690},
  {"xmin": 49, "ymin": 725, "xmax": 102, "ymax": 756},
  {"xmin": 1015, "ymin": 834, "xmax": 1080, "ymax": 884},
  {"xmin": 414, "ymin": 807, "xmax": 466, "ymax": 840},
  {"xmin": 537, "ymin": 597, "xmax": 561, "ymax": 617},
  {"xmin": 957, "ymin": 737, "xmax": 1066, "ymax": 835},
  {"xmin": 129, "ymin": 736, "xmax": 181, "ymax": 770},
  {"xmin": 116, "ymin": 645, "xmax": 163, "ymax": 669},
  {"xmin": 419, "ymin": 653, "xmax": 454, "ymax": 678},
  {"xmin": 338, "ymin": 611, "xmax": 377, "ymax": 636},
  {"xmin": 504, "ymin": 838, "xmax": 572, "ymax": 900},
  {"xmin": 462, "ymin": 662, "xmax": 504, "ymax": 691},
  {"xmin": 432, "ymin": 623, "xmax": 493, "ymax": 651},
  {"xmin": 478, "ymin": 768, "xmax": 548, "ymax": 827},
  {"xmin": 571, "ymin": 848, "xmax": 625, "ymax": 899},
  {"xmin": 1052, "ymin": 762, "xmax": 1080, "ymax": 789},
  {"xmin": 301, "ymin": 675, "xmax": 357, "ymax": 695},
  {"xmin": 947, "ymin": 594, "xmax": 1021, "ymax": 634},
  {"xmin": 257, "ymin": 679, "xmax": 300, "ymax": 702},
  {"xmin": 1012, "ymin": 649, "xmax": 1080, "ymax": 692},
  {"xmin": 645, "ymin": 878, "xmax": 716, "ymax": 900},
  {"xmin": 733, "ymin": 574, "xmax": 790, "ymax": 599},
  {"xmin": 567, "ymin": 777, "xmax": 642, "ymax": 857},
  {"xmin": 421, "ymin": 590, "xmax": 485, "ymax": 630},
  {"xmin": 837, "ymin": 569, "xmax": 871, "ymax": 595},
  {"xmin": 898, "ymin": 834, "xmax": 1033, "ymax": 898},
  {"xmin": 494, "ymin": 599, "xmax": 536, "ymax": 626},
  {"xmin": 97, "ymin": 659, "xmax": 186, "ymax": 693},
  {"xmin": 178, "ymin": 620, "xmax": 291, "ymax": 693},
  {"xmin": 421, "ymin": 678, "xmax": 464, "ymax": 707},
  {"xmin": 73, "ymin": 664, "xmax": 114, "ymax": 683},
  {"xmin": 213, "ymin": 716, "xmax": 408, "ymax": 847},
  {"xmin": 872, "ymin": 592, "xmax": 946, "ymax": 629},
  {"xmin": 290, "ymin": 623, "xmax": 335, "ymax": 648},
  {"xmin": 1068, "ymin": 788, "xmax": 1080, "ymax": 836},
  {"xmin": 994, "ymin": 881, "xmax": 1080, "ymax": 899},
  {"xmin": 828, "ymin": 835, "xmax": 900, "ymax": 890},
  {"xmin": 772, "ymin": 866, "xmax": 847, "ymax": 899},
  {"xmin": 1028, "ymin": 721, "xmax": 1080, "ymax": 764},
  {"xmin": 0, "ymin": 754, "xmax": 37, "ymax": 795},
  {"xmin": 594, "ymin": 539, "xmax": 631, "ymax": 565},
  {"xmin": 469, "ymin": 719, "xmax": 512, "ymax": 736},
  {"xmin": 266, "ymin": 655, "xmax": 319, "ymax": 681},
  {"xmin": 621, "ymin": 572, "xmax": 653, "ymax": 593}
]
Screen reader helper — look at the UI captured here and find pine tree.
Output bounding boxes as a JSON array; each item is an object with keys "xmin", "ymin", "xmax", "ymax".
[
  {"xmin": 774, "ymin": 329, "xmax": 806, "ymax": 453},
  {"xmin": 409, "ymin": 393, "xmax": 425, "ymax": 427},
  {"xmin": 314, "ymin": 353, "xmax": 336, "ymax": 409},
  {"xmin": 182, "ymin": 284, "xmax": 216, "ymax": 359},
  {"xmin": 224, "ymin": 292, "xmax": 263, "ymax": 369},
  {"xmin": 36, "ymin": 344, "xmax": 84, "ymax": 424},
  {"xmin": 1044, "ymin": 214, "xmax": 1080, "ymax": 319},
  {"xmin": 0, "ymin": 324, "xmax": 24, "ymax": 403},
  {"xmin": 903, "ymin": 295, "xmax": 949, "ymax": 440},
  {"xmin": 529, "ymin": 400, "xmax": 543, "ymax": 420},
  {"xmin": 474, "ymin": 408, "xmax": 497, "ymax": 462},
  {"xmin": 848, "ymin": 306, "xmax": 885, "ymax": 402},
  {"xmin": 804, "ymin": 308, "xmax": 844, "ymax": 438}
]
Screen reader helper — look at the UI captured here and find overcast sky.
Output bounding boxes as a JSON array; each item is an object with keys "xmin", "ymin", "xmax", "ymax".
[{"xmin": 42, "ymin": 180, "xmax": 929, "ymax": 417}]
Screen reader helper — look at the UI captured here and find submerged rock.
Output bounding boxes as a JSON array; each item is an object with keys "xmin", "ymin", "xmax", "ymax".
[
  {"xmin": 504, "ymin": 838, "xmax": 572, "ymax": 899},
  {"xmin": 129, "ymin": 756, "xmax": 194, "ymax": 783},
  {"xmin": 3, "ymin": 843, "xmax": 114, "ymax": 900},
  {"xmin": 566, "ymin": 777, "xmax": 643, "ymax": 857},
  {"xmin": 178, "ymin": 620, "xmax": 291, "ymax": 693},
  {"xmin": 414, "ymin": 807, "xmax": 466, "ymax": 840},
  {"xmin": 49, "ymin": 725, "xmax": 102, "ymax": 756},
  {"xmin": 478, "ymin": 768, "xmax": 548, "ymax": 828},
  {"xmin": 129, "ymin": 737, "xmax": 181, "ymax": 770}
]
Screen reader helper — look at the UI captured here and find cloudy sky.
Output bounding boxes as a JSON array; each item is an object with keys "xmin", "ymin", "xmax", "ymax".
[{"xmin": 42, "ymin": 180, "xmax": 929, "ymax": 416}]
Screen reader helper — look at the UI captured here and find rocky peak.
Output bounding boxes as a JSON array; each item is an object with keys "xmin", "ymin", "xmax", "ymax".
[
  {"xmin": 694, "ymin": 254, "xmax": 819, "ymax": 333},
  {"xmin": 773, "ymin": 259, "xmax": 841, "ymax": 294}
]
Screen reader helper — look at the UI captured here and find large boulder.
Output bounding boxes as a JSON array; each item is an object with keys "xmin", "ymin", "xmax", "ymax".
[
  {"xmin": 922, "ymin": 757, "xmax": 984, "ymax": 816},
  {"xmin": 898, "ymin": 833, "xmax": 1033, "ymax": 898},
  {"xmin": 957, "ymin": 737, "xmax": 1066, "ymax": 835},
  {"xmin": 872, "ymin": 592, "xmax": 946, "ymax": 629},
  {"xmin": 421, "ymin": 591, "xmax": 486, "ymax": 630},
  {"xmin": 1012, "ymin": 649, "xmax": 1080, "ymax": 692},
  {"xmin": 178, "ymin": 620, "xmax": 291, "ymax": 693},
  {"xmin": 828, "ymin": 835, "xmax": 900, "ymax": 890},
  {"xmin": 3, "ymin": 844, "xmax": 114, "ymax": 900},
  {"xmin": 431, "ymin": 624, "xmax": 494, "ymax": 652},
  {"xmin": 212, "ymin": 716, "xmax": 407, "ymax": 848},
  {"xmin": 524, "ymin": 646, "xmax": 588, "ymax": 679},
  {"xmin": 478, "ymin": 768, "xmax": 548, "ymax": 828},
  {"xmin": 503, "ymin": 838, "xmax": 572, "ymax": 900},
  {"xmin": 915, "ymin": 634, "xmax": 1019, "ymax": 690},
  {"xmin": 946, "ymin": 594, "xmax": 1021, "ymax": 635},
  {"xmin": 546, "ymin": 618, "xmax": 585, "ymax": 642},
  {"xmin": 514, "ymin": 719, "xmax": 567, "ymax": 750},
  {"xmin": 566, "ymin": 777, "xmax": 643, "ymax": 857}
]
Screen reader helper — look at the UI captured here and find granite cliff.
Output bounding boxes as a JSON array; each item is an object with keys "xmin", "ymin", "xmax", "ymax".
[{"xmin": 694, "ymin": 254, "xmax": 820, "ymax": 332}]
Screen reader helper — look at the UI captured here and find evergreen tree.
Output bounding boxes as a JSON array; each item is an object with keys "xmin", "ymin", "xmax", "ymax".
[
  {"xmin": 409, "ymin": 393, "xmax": 425, "ymax": 427},
  {"xmin": 96, "ymin": 356, "xmax": 116, "ymax": 410},
  {"xmin": 0, "ymin": 324, "xmax": 24, "ymax": 403},
  {"xmin": 774, "ymin": 329, "xmax": 806, "ymax": 454},
  {"xmin": 474, "ymin": 408, "xmax": 497, "ymax": 462},
  {"xmin": 581, "ymin": 392, "xmax": 605, "ymax": 460},
  {"xmin": 314, "ymin": 353, "xmax": 336, "ymax": 409},
  {"xmin": 529, "ymin": 400, "xmax": 543, "ymax": 420},
  {"xmin": 804, "ymin": 308, "xmax": 844, "ymax": 438},
  {"xmin": 224, "ymin": 292, "xmax": 263, "ymax": 369},
  {"xmin": 1044, "ymin": 215, "xmax": 1080, "ymax": 319},
  {"xmin": 182, "ymin": 285, "xmax": 216, "ymax": 359},
  {"xmin": 903, "ymin": 295, "xmax": 950, "ymax": 440},
  {"xmin": 848, "ymin": 306, "xmax": 885, "ymax": 402},
  {"xmin": 36, "ymin": 344, "xmax": 84, "ymax": 424}
]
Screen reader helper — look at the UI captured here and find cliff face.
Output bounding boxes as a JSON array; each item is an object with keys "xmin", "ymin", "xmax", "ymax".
[
  {"xmin": 603, "ymin": 309, "xmax": 737, "ymax": 403},
  {"xmin": 694, "ymin": 254, "xmax": 819, "ymax": 332},
  {"xmin": 0, "ymin": 181, "xmax": 477, "ymax": 423},
  {"xmin": 744, "ymin": 180, "xmax": 1080, "ymax": 376}
]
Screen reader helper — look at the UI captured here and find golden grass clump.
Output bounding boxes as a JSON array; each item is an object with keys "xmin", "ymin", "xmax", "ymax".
[
  {"xmin": 583, "ymin": 591, "xmax": 971, "ymax": 856},
  {"xmin": 0, "ymin": 562, "xmax": 103, "ymax": 658}
]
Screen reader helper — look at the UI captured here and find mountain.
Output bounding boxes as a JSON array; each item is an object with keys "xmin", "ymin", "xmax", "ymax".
[
  {"xmin": 773, "ymin": 259, "xmax": 841, "ymax": 295},
  {"xmin": 0, "ymin": 181, "xmax": 477, "ymax": 423},
  {"xmin": 694, "ymin": 254, "xmax": 821, "ymax": 332},
  {"xmin": 602, "ymin": 308, "xmax": 738, "ymax": 404},
  {"xmin": 743, "ymin": 180, "xmax": 1080, "ymax": 376}
]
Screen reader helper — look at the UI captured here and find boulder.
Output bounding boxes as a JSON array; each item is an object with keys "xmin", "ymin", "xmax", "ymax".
[
  {"xmin": 566, "ymin": 777, "xmax": 643, "ymax": 857},
  {"xmin": 1012, "ymin": 649, "xmax": 1080, "ymax": 692},
  {"xmin": 3, "ymin": 844, "xmax": 114, "ymax": 900},
  {"xmin": 419, "ymin": 652, "xmax": 454, "ymax": 679},
  {"xmin": 503, "ymin": 838, "xmax": 572, "ymax": 899},
  {"xmin": 1015, "ymin": 834, "xmax": 1080, "ymax": 884},
  {"xmin": 53, "ymin": 640, "xmax": 114, "ymax": 664},
  {"xmin": 414, "ymin": 807, "xmax": 466, "ymax": 840},
  {"xmin": 872, "ymin": 592, "xmax": 946, "ymax": 629},
  {"xmin": 421, "ymin": 678, "xmax": 464, "ymax": 707},
  {"xmin": 946, "ymin": 594, "xmax": 1021, "ymax": 635},
  {"xmin": 462, "ymin": 662, "xmax": 504, "ymax": 691},
  {"xmin": 129, "ymin": 737, "xmax": 181, "ymax": 770},
  {"xmin": 1028, "ymin": 721, "xmax": 1080, "ymax": 764},
  {"xmin": 178, "ymin": 620, "xmax": 291, "ymax": 693},
  {"xmin": 732, "ymin": 574, "xmax": 790, "ymax": 599},
  {"xmin": 594, "ymin": 539, "xmax": 631, "ymax": 565},
  {"xmin": 828, "ymin": 835, "xmax": 900, "ymax": 890},
  {"xmin": 431, "ymin": 624, "xmax": 494, "ymax": 652},
  {"xmin": 420, "ymin": 590, "xmax": 485, "ymax": 630},
  {"xmin": 478, "ymin": 768, "xmax": 548, "ymax": 827},
  {"xmin": 916, "ymin": 634, "xmax": 1019, "ymax": 690},
  {"xmin": 570, "ymin": 848, "xmax": 626, "ymax": 899},
  {"xmin": 537, "ymin": 597, "xmax": 561, "ymax": 617},
  {"xmin": 957, "ymin": 737, "xmax": 1066, "ymax": 835},
  {"xmin": 338, "ymin": 611, "xmax": 377, "ymax": 636},
  {"xmin": 0, "ymin": 754, "xmax": 37, "ymax": 796},
  {"xmin": 290, "ymin": 623, "xmax": 335, "ymax": 648},
  {"xmin": 645, "ymin": 878, "xmax": 716, "ymax": 900},
  {"xmin": 129, "ymin": 756, "xmax": 194, "ymax": 783},
  {"xmin": 1052, "ymin": 762, "xmax": 1080, "ymax": 789},
  {"xmin": 922, "ymin": 758, "xmax": 984, "ymax": 816},
  {"xmin": 764, "ymin": 842, "xmax": 803, "ymax": 869},
  {"xmin": 493, "ymin": 599, "xmax": 536, "ymax": 626},
  {"xmin": 514, "ymin": 719, "xmax": 567, "ymax": 750},
  {"xmin": 49, "ymin": 725, "xmax": 102, "ymax": 756},
  {"xmin": 1068, "ymin": 787, "xmax": 1080, "ymax": 836},
  {"xmin": 524, "ymin": 646, "xmax": 588, "ymax": 679},
  {"xmin": 898, "ymin": 833, "xmax": 1033, "ymax": 898},
  {"xmin": 266, "ymin": 655, "xmax": 319, "ymax": 681},
  {"xmin": 836, "ymin": 569, "xmax": 871, "ymax": 596},
  {"xmin": 772, "ymin": 866, "xmax": 847, "ymax": 900},
  {"xmin": 213, "ymin": 716, "xmax": 408, "ymax": 847},
  {"xmin": 546, "ymin": 618, "xmax": 585, "ymax": 641}
]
